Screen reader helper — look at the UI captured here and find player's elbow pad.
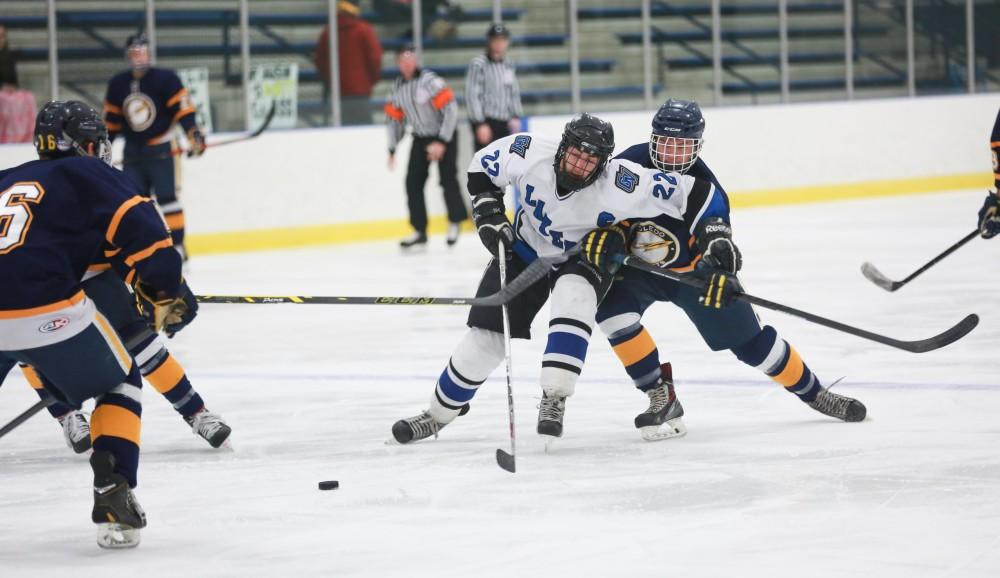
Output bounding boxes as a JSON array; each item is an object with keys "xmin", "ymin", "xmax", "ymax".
[{"xmin": 467, "ymin": 171, "xmax": 502, "ymax": 199}]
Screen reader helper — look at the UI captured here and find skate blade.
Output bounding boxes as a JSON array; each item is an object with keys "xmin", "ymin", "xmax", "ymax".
[
  {"xmin": 639, "ymin": 417, "xmax": 688, "ymax": 442},
  {"xmin": 96, "ymin": 523, "xmax": 141, "ymax": 549},
  {"xmin": 542, "ymin": 435, "xmax": 558, "ymax": 453}
]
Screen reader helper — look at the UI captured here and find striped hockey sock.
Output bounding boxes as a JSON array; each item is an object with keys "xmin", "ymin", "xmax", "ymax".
[{"xmin": 732, "ymin": 326, "xmax": 821, "ymax": 402}]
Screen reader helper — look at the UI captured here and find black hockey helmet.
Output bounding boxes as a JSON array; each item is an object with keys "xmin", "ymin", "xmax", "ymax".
[
  {"xmin": 554, "ymin": 113, "xmax": 615, "ymax": 191},
  {"xmin": 124, "ymin": 32, "xmax": 149, "ymax": 52},
  {"xmin": 649, "ymin": 98, "xmax": 705, "ymax": 174},
  {"xmin": 487, "ymin": 23, "xmax": 510, "ymax": 38},
  {"xmin": 34, "ymin": 100, "xmax": 111, "ymax": 164}
]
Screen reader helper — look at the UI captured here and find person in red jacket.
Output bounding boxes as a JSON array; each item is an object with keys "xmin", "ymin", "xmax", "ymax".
[{"xmin": 314, "ymin": 0, "xmax": 383, "ymax": 126}]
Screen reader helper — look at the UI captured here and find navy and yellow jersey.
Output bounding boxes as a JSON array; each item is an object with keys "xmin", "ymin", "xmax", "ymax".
[
  {"xmin": 615, "ymin": 143, "xmax": 731, "ymax": 271},
  {"xmin": 0, "ymin": 156, "xmax": 182, "ymax": 314},
  {"xmin": 991, "ymin": 108, "xmax": 999, "ymax": 190},
  {"xmin": 103, "ymin": 67, "xmax": 197, "ymax": 149}
]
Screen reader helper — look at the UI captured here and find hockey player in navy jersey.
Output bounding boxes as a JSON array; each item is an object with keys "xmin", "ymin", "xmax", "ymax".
[
  {"xmin": 977, "ymin": 108, "xmax": 1000, "ymax": 239},
  {"xmin": 392, "ymin": 113, "xmax": 721, "ymax": 444},
  {"xmin": 104, "ymin": 33, "xmax": 206, "ymax": 259},
  {"xmin": 599, "ymin": 98, "xmax": 866, "ymax": 441},
  {"xmin": 0, "ymin": 101, "xmax": 197, "ymax": 548}
]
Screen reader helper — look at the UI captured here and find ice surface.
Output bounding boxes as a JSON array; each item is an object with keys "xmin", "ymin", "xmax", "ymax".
[{"xmin": 2, "ymin": 191, "xmax": 998, "ymax": 577}]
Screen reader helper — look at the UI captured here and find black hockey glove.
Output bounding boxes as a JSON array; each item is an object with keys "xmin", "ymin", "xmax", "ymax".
[
  {"xmin": 187, "ymin": 128, "xmax": 207, "ymax": 158},
  {"xmin": 978, "ymin": 191, "xmax": 999, "ymax": 239},
  {"xmin": 472, "ymin": 192, "xmax": 514, "ymax": 258},
  {"xmin": 694, "ymin": 266, "xmax": 743, "ymax": 309},
  {"xmin": 136, "ymin": 279, "xmax": 199, "ymax": 338},
  {"xmin": 581, "ymin": 225, "xmax": 628, "ymax": 276},
  {"xmin": 694, "ymin": 217, "xmax": 742, "ymax": 274}
]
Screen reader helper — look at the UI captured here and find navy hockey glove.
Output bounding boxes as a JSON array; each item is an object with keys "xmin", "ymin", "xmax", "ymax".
[
  {"xmin": 581, "ymin": 225, "xmax": 628, "ymax": 276},
  {"xmin": 187, "ymin": 129, "xmax": 207, "ymax": 158},
  {"xmin": 136, "ymin": 279, "xmax": 199, "ymax": 338},
  {"xmin": 978, "ymin": 191, "xmax": 1000, "ymax": 239},
  {"xmin": 695, "ymin": 266, "xmax": 743, "ymax": 309},
  {"xmin": 472, "ymin": 193, "xmax": 514, "ymax": 258},
  {"xmin": 695, "ymin": 217, "xmax": 742, "ymax": 274}
]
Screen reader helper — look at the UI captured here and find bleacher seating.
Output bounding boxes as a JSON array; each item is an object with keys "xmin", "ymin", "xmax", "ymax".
[
  {"xmin": 578, "ymin": 3, "xmax": 844, "ymax": 19},
  {"xmin": 618, "ymin": 25, "xmax": 888, "ymax": 45}
]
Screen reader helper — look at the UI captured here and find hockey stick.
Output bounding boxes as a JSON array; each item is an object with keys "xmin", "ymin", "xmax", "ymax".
[
  {"xmin": 622, "ymin": 256, "xmax": 978, "ymax": 353},
  {"xmin": 196, "ymin": 248, "xmax": 568, "ymax": 308},
  {"xmin": 861, "ymin": 229, "xmax": 979, "ymax": 292},
  {"xmin": 496, "ymin": 242, "xmax": 517, "ymax": 473},
  {"xmin": 117, "ymin": 102, "xmax": 278, "ymax": 166},
  {"xmin": 0, "ymin": 398, "xmax": 57, "ymax": 442}
]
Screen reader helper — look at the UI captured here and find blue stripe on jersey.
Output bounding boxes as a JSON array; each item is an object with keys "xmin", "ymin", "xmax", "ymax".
[{"xmin": 543, "ymin": 331, "xmax": 590, "ymax": 362}]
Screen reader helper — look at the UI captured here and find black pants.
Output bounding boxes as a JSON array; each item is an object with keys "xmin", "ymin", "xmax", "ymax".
[
  {"xmin": 471, "ymin": 118, "xmax": 514, "ymax": 152},
  {"xmin": 406, "ymin": 133, "xmax": 467, "ymax": 232}
]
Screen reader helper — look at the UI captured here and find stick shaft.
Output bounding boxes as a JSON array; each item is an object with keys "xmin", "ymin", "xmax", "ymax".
[
  {"xmin": 897, "ymin": 229, "xmax": 979, "ymax": 286},
  {"xmin": 497, "ymin": 248, "xmax": 516, "ymax": 472},
  {"xmin": 0, "ymin": 399, "xmax": 53, "ymax": 441}
]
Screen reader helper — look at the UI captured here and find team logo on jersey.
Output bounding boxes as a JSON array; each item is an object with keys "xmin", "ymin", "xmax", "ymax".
[
  {"xmin": 630, "ymin": 222, "xmax": 680, "ymax": 267},
  {"xmin": 509, "ymin": 135, "xmax": 531, "ymax": 158},
  {"xmin": 615, "ymin": 165, "xmax": 639, "ymax": 194},
  {"xmin": 124, "ymin": 92, "xmax": 157, "ymax": 132},
  {"xmin": 38, "ymin": 317, "xmax": 71, "ymax": 334}
]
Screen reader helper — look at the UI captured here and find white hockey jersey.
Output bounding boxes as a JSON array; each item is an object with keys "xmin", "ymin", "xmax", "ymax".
[{"xmin": 467, "ymin": 133, "xmax": 714, "ymax": 259}]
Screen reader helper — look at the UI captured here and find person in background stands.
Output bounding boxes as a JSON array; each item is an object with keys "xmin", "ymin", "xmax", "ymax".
[
  {"xmin": 0, "ymin": 24, "xmax": 36, "ymax": 144},
  {"xmin": 465, "ymin": 23, "xmax": 523, "ymax": 152},
  {"xmin": 314, "ymin": 0, "xmax": 382, "ymax": 126},
  {"xmin": 385, "ymin": 43, "xmax": 467, "ymax": 249}
]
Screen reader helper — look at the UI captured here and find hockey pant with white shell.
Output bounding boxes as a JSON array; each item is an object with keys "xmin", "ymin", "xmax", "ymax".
[
  {"xmin": 597, "ymin": 266, "xmax": 823, "ymax": 401},
  {"xmin": 1, "ymin": 316, "xmax": 144, "ymax": 488},
  {"xmin": 428, "ymin": 253, "xmax": 610, "ymax": 425},
  {"xmin": 26, "ymin": 270, "xmax": 210, "ymax": 423}
]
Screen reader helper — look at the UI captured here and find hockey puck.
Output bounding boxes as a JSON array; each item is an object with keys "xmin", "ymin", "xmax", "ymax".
[{"xmin": 318, "ymin": 480, "xmax": 339, "ymax": 491}]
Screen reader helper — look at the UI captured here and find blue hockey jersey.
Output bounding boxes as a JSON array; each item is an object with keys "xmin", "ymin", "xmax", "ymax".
[
  {"xmin": 0, "ymin": 156, "xmax": 182, "ymax": 314},
  {"xmin": 615, "ymin": 143, "xmax": 731, "ymax": 270},
  {"xmin": 103, "ymin": 67, "xmax": 197, "ymax": 149}
]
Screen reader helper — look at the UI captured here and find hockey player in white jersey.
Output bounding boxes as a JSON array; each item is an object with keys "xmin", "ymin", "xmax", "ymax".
[{"xmin": 392, "ymin": 113, "xmax": 719, "ymax": 444}]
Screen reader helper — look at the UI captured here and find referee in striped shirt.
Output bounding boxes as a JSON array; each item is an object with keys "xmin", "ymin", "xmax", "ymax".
[
  {"xmin": 465, "ymin": 23, "xmax": 524, "ymax": 152},
  {"xmin": 385, "ymin": 44, "xmax": 467, "ymax": 249}
]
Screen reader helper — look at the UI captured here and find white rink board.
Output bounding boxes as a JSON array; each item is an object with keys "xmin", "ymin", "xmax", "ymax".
[
  {"xmin": 0, "ymin": 94, "xmax": 995, "ymax": 237},
  {"xmin": 1, "ymin": 191, "xmax": 998, "ymax": 577}
]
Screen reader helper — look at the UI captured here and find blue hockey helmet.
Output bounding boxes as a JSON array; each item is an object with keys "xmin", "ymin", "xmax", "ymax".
[
  {"xmin": 554, "ymin": 113, "xmax": 615, "ymax": 191},
  {"xmin": 34, "ymin": 100, "xmax": 111, "ymax": 165},
  {"xmin": 649, "ymin": 98, "xmax": 704, "ymax": 174}
]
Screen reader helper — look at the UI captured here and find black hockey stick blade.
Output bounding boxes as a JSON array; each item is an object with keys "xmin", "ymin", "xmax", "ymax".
[
  {"xmin": 496, "ymin": 449, "xmax": 516, "ymax": 473},
  {"xmin": 860, "ymin": 262, "xmax": 900, "ymax": 291},
  {"xmin": 860, "ymin": 229, "xmax": 979, "ymax": 292},
  {"xmin": 622, "ymin": 256, "xmax": 978, "ymax": 353},
  {"xmin": 250, "ymin": 101, "xmax": 278, "ymax": 138},
  {"xmin": 0, "ymin": 398, "xmax": 56, "ymax": 441}
]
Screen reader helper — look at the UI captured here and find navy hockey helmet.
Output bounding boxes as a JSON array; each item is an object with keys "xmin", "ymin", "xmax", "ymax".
[
  {"xmin": 124, "ymin": 33, "xmax": 149, "ymax": 52},
  {"xmin": 34, "ymin": 100, "xmax": 111, "ymax": 165},
  {"xmin": 554, "ymin": 113, "xmax": 615, "ymax": 191},
  {"xmin": 649, "ymin": 98, "xmax": 705, "ymax": 174}
]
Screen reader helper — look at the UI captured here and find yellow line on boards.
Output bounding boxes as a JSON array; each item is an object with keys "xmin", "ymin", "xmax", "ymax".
[{"xmin": 186, "ymin": 172, "xmax": 991, "ymax": 256}]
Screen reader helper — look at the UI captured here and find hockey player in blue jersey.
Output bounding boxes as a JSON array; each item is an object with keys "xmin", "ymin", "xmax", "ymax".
[
  {"xmin": 598, "ymin": 99, "xmax": 866, "ymax": 441},
  {"xmin": 104, "ymin": 33, "xmax": 206, "ymax": 259},
  {"xmin": 0, "ymin": 101, "xmax": 198, "ymax": 548},
  {"xmin": 977, "ymin": 108, "xmax": 1000, "ymax": 239}
]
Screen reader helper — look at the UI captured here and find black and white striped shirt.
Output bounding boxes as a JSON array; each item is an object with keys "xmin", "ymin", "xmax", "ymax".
[
  {"xmin": 384, "ymin": 69, "xmax": 458, "ymax": 153},
  {"xmin": 464, "ymin": 54, "xmax": 524, "ymax": 124}
]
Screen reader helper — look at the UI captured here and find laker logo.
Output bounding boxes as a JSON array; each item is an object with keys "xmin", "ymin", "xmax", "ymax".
[
  {"xmin": 615, "ymin": 165, "xmax": 639, "ymax": 193},
  {"xmin": 38, "ymin": 316, "xmax": 71, "ymax": 334},
  {"xmin": 509, "ymin": 134, "xmax": 531, "ymax": 158},
  {"xmin": 630, "ymin": 222, "xmax": 680, "ymax": 267}
]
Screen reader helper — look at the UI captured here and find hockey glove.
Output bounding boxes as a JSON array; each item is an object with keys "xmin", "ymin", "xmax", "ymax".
[
  {"xmin": 695, "ymin": 266, "xmax": 743, "ymax": 309},
  {"xmin": 135, "ymin": 279, "xmax": 199, "ymax": 338},
  {"xmin": 187, "ymin": 129, "xmax": 207, "ymax": 158},
  {"xmin": 581, "ymin": 225, "xmax": 628, "ymax": 276},
  {"xmin": 978, "ymin": 191, "xmax": 999, "ymax": 239},
  {"xmin": 694, "ymin": 217, "xmax": 742, "ymax": 273},
  {"xmin": 472, "ymin": 193, "xmax": 514, "ymax": 258}
]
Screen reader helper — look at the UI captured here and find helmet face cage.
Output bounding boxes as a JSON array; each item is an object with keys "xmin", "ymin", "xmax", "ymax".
[
  {"xmin": 554, "ymin": 114, "xmax": 615, "ymax": 191},
  {"xmin": 648, "ymin": 134, "xmax": 703, "ymax": 174}
]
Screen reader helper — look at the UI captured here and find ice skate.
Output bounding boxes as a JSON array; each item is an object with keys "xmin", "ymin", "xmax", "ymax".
[
  {"xmin": 58, "ymin": 410, "xmax": 92, "ymax": 454},
  {"xmin": 391, "ymin": 403, "xmax": 469, "ymax": 444},
  {"xmin": 91, "ymin": 451, "xmax": 146, "ymax": 549},
  {"xmin": 186, "ymin": 409, "xmax": 232, "ymax": 448},
  {"xmin": 537, "ymin": 393, "xmax": 566, "ymax": 449},
  {"xmin": 806, "ymin": 388, "xmax": 866, "ymax": 422},
  {"xmin": 634, "ymin": 363, "xmax": 687, "ymax": 441},
  {"xmin": 399, "ymin": 231, "xmax": 428, "ymax": 251},
  {"xmin": 446, "ymin": 222, "xmax": 461, "ymax": 246}
]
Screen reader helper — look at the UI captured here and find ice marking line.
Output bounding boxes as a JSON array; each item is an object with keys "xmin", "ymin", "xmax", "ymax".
[{"xmin": 189, "ymin": 372, "xmax": 1000, "ymax": 391}]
